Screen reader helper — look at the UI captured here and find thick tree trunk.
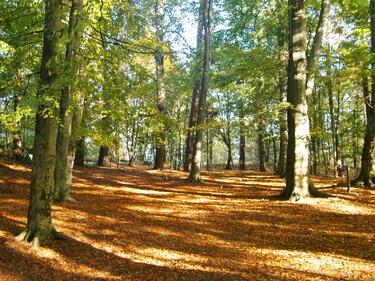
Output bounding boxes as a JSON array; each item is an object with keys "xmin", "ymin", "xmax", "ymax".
[
  {"xmin": 279, "ymin": 0, "xmax": 319, "ymax": 201},
  {"xmin": 97, "ymin": 146, "xmax": 109, "ymax": 166},
  {"xmin": 15, "ymin": 0, "xmax": 64, "ymax": 246},
  {"xmin": 54, "ymin": 0, "xmax": 84, "ymax": 202},
  {"xmin": 188, "ymin": 0, "xmax": 213, "ymax": 182},
  {"xmin": 353, "ymin": 0, "xmax": 375, "ymax": 187},
  {"xmin": 153, "ymin": 0, "xmax": 167, "ymax": 170},
  {"xmin": 184, "ymin": 0, "xmax": 205, "ymax": 172}
]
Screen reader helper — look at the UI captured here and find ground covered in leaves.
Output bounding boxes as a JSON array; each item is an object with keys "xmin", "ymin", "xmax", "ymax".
[{"xmin": 0, "ymin": 159, "xmax": 374, "ymax": 281}]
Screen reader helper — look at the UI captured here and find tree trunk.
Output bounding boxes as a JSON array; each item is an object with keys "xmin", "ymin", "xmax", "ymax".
[
  {"xmin": 153, "ymin": 0, "xmax": 167, "ymax": 170},
  {"xmin": 54, "ymin": 0, "xmax": 84, "ymax": 202},
  {"xmin": 279, "ymin": 0, "xmax": 321, "ymax": 201},
  {"xmin": 12, "ymin": 93, "xmax": 23, "ymax": 162},
  {"xmin": 353, "ymin": 1, "xmax": 375, "ymax": 187},
  {"xmin": 15, "ymin": 0, "xmax": 64, "ymax": 246},
  {"xmin": 184, "ymin": 0, "xmax": 205, "ymax": 172},
  {"xmin": 239, "ymin": 101, "xmax": 246, "ymax": 170},
  {"xmin": 276, "ymin": 0, "xmax": 288, "ymax": 178},
  {"xmin": 188, "ymin": 0, "xmax": 213, "ymax": 182},
  {"xmin": 258, "ymin": 117, "xmax": 267, "ymax": 172},
  {"xmin": 326, "ymin": 47, "xmax": 339, "ymax": 177},
  {"xmin": 305, "ymin": 0, "xmax": 331, "ymax": 98},
  {"xmin": 74, "ymin": 137, "xmax": 85, "ymax": 166},
  {"xmin": 97, "ymin": 146, "xmax": 109, "ymax": 166}
]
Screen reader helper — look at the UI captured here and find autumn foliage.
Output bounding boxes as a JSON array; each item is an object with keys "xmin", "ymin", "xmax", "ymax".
[{"xmin": 0, "ymin": 159, "xmax": 374, "ymax": 280}]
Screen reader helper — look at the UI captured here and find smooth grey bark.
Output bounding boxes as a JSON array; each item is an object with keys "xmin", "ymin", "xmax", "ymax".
[
  {"xmin": 278, "ymin": 0, "xmax": 326, "ymax": 201},
  {"xmin": 305, "ymin": 0, "xmax": 331, "ymax": 98},
  {"xmin": 188, "ymin": 0, "xmax": 213, "ymax": 182},
  {"xmin": 154, "ymin": 0, "xmax": 167, "ymax": 170},
  {"xmin": 54, "ymin": 0, "xmax": 85, "ymax": 203},
  {"xmin": 184, "ymin": 0, "xmax": 205, "ymax": 172},
  {"xmin": 14, "ymin": 0, "xmax": 65, "ymax": 246}
]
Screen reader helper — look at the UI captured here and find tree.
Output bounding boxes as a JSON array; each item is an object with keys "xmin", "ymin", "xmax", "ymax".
[
  {"xmin": 188, "ymin": 0, "xmax": 213, "ymax": 182},
  {"xmin": 14, "ymin": 0, "xmax": 65, "ymax": 246},
  {"xmin": 353, "ymin": 0, "xmax": 375, "ymax": 186},
  {"xmin": 54, "ymin": 0, "xmax": 85, "ymax": 202},
  {"xmin": 153, "ymin": 0, "xmax": 167, "ymax": 170},
  {"xmin": 184, "ymin": 0, "xmax": 205, "ymax": 172},
  {"xmin": 279, "ymin": 0, "xmax": 320, "ymax": 200}
]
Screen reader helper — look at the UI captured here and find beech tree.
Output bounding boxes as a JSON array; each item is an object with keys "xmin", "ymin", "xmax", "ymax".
[
  {"xmin": 54, "ymin": 0, "xmax": 85, "ymax": 202},
  {"xmin": 187, "ymin": 0, "xmax": 213, "ymax": 182},
  {"xmin": 14, "ymin": 0, "xmax": 65, "ymax": 246},
  {"xmin": 353, "ymin": 0, "xmax": 375, "ymax": 186}
]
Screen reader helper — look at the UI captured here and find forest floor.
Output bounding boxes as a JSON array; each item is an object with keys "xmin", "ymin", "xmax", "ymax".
[{"xmin": 0, "ymin": 159, "xmax": 374, "ymax": 281}]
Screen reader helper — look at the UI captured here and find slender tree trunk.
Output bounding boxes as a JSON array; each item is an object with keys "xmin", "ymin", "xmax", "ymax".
[
  {"xmin": 184, "ymin": 0, "xmax": 205, "ymax": 172},
  {"xmin": 258, "ymin": 118, "xmax": 266, "ymax": 172},
  {"xmin": 239, "ymin": 101, "xmax": 246, "ymax": 170},
  {"xmin": 276, "ymin": 0, "xmax": 288, "ymax": 177},
  {"xmin": 188, "ymin": 0, "xmax": 213, "ymax": 182},
  {"xmin": 12, "ymin": 92, "xmax": 23, "ymax": 161},
  {"xmin": 326, "ymin": 47, "xmax": 339, "ymax": 177},
  {"xmin": 97, "ymin": 146, "xmax": 109, "ymax": 166},
  {"xmin": 54, "ymin": 0, "xmax": 84, "ymax": 202},
  {"xmin": 305, "ymin": 0, "xmax": 331, "ymax": 98},
  {"xmin": 153, "ymin": 0, "xmax": 167, "ymax": 170},
  {"xmin": 14, "ymin": 0, "xmax": 65, "ymax": 246},
  {"xmin": 74, "ymin": 137, "xmax": 85, "ymax": 166}
]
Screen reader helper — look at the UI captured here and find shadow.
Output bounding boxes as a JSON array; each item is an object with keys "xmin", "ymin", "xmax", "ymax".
[{"xmin": 1, "ymin": 160, "xmax": 374, "ymax": 280}]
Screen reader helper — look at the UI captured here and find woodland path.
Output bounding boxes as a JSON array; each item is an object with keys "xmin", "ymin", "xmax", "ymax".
[{"xmin": 0, "ymin": 159, "xmax": 374, "ymax": 281}]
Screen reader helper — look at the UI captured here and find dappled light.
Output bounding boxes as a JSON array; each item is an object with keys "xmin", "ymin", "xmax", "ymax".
[{"xmin": 0, "ymin": 160, "xmax": 374, "ymax": 280}]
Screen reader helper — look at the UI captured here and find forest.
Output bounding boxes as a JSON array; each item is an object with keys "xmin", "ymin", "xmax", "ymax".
[{"xmin": 0, "ymin": 0, "xmax": 374, "ymax": 280}]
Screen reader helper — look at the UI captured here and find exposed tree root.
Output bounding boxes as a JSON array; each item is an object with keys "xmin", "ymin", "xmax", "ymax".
[
  {"xmin": 13, "ymin": 226, "xmax": 66, "ymax": 248},
  {"xmin": 186, "ymin": 176, "xmax": 203, "ymax": 183}
]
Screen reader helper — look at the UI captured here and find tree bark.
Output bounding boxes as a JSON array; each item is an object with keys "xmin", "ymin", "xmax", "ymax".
[
  {"xmin": 97, "ymin": 146, "xmax": 109, "ymax": 166},
  {"xmin": 278, "ymin": 0, "xmax": 322, "ymax": 201},
  {"xmin": 258, "ymin": 118, "xmax": 267, "ymax": 172},
  {"xmin": 352, "ymin": 0, "xmax": 375, "ymax": 187},
  {"xmin": 305, "ymin": 0, "xmax": 331, "ymax": 98},
  {"xmin": 184, "ymin": 0, "xmax": 205, "ymax": 172},
  {"xmin": 326, "ymin": 48, "xmax": 340, "ymax": 177},
  {"xmin": 187, "ymin": 0, "xmax": 213, "ymax": 182},
  {"xmin": 276, "ymin": 0, "xmax": 288, "ymax": 178},
  {"xmin": 153, "ymin": 0, "xmax": 167, "ymax": 170},
  {"xmin": 74, "ymin": 137, "xmax": 85, "ymax": 166},
  {"xmin": 12, "ymin": 92, "xmax": 23, "ymax": 162},
  {"xmin": 54, "ymin": 0, "xmax": 84, "ymax": 202},
  {"xmin": 14, "ymin": 0, "xmax": 65, "ymax": 246},
  {"xmin": 239, "ymin": 101, "xmax": 246, "ymax": 170}
]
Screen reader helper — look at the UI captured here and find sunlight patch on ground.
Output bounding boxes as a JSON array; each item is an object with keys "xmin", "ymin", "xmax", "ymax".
[
  {"xmin": 249, "ymin": 248, "xmax": 375, "ymax": 280},
  {"xmin": 312, "ymin": 199, "xmax": 374, "ymax": 215},
  {"xmin": 5, "ymin": 240, "xmax": 119, "ymax": 280}
]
